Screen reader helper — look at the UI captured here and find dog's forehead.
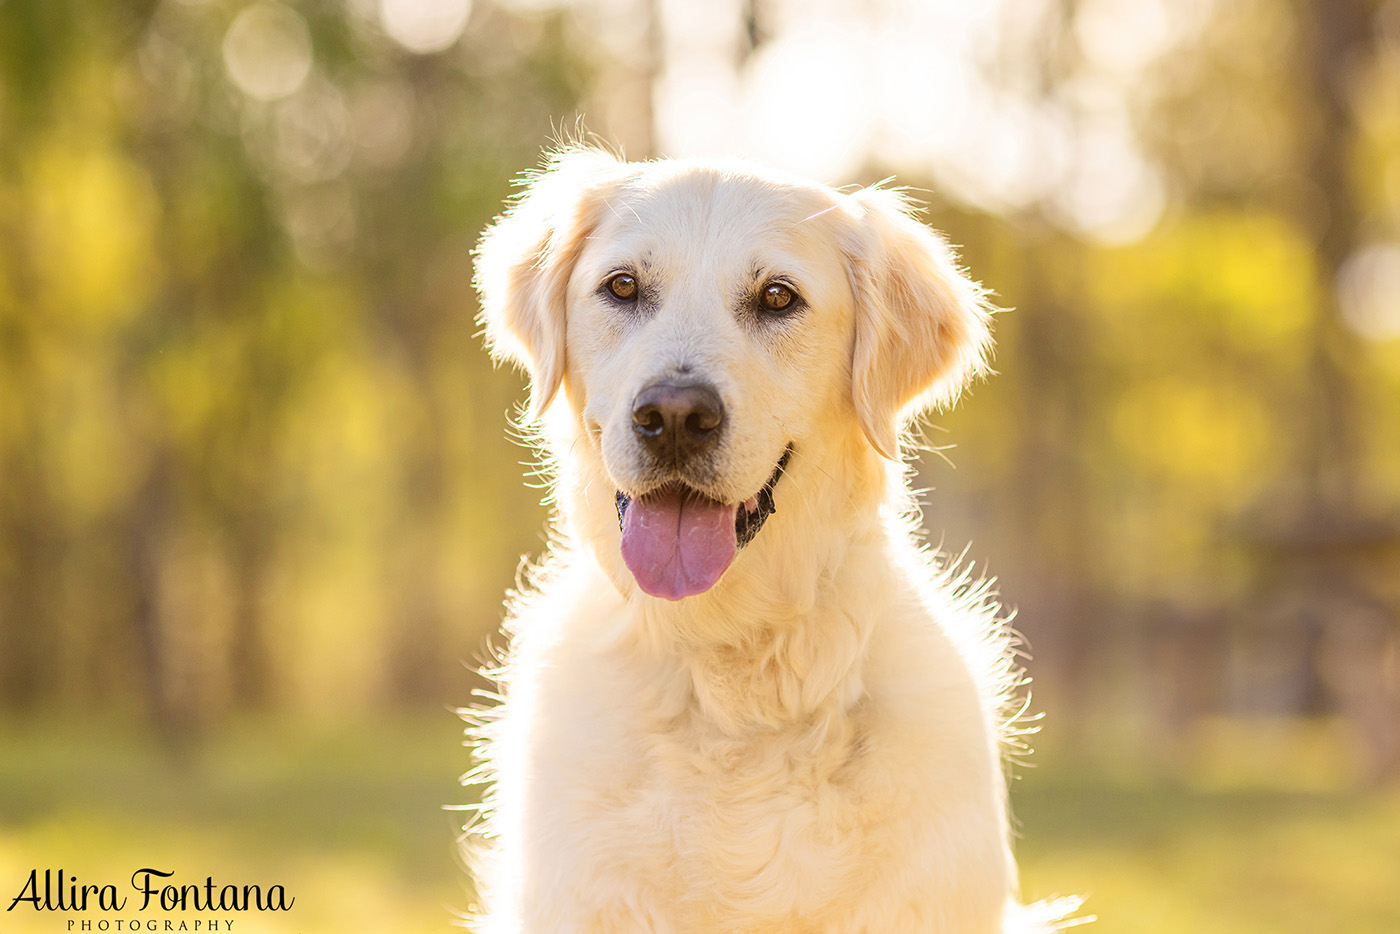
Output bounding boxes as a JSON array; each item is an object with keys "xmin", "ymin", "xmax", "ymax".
[{"xmin": 591, "ymin": 164, "xmax": 847, "ymax": 262}]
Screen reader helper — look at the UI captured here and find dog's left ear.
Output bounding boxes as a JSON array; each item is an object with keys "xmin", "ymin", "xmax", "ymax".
[
  {"xmin": 474, "ymin": 148, "xmax": 623, "ymax": 420},
  {"xmin": 844, "ymin": 188, "xmax": 993, "ymax": 459}
]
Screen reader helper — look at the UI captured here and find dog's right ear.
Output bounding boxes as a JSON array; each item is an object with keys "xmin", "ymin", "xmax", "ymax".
[{"xmin": 474, "ymin": 148, "xmax": 623, "ymax": 420}]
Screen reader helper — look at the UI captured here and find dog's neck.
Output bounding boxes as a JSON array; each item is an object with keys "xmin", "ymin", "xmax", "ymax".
[{"xmin": 549, "ymin": 415, "xmax": 909, "ymax": 734}]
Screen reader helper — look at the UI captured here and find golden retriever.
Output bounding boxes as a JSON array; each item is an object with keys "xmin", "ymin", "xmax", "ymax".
[{"xmin": 467, "ymin": 148, "xmax": 1082, "ymax": 933}]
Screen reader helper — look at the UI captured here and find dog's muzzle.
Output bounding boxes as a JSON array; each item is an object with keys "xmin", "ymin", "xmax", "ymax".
[
  {"xmin": 613, "ymin": 445, "xmax": 793, "ymax": 600},
  {"xmin": 615, "ymin": 445, "xmax": 792, "ymax": 545}
]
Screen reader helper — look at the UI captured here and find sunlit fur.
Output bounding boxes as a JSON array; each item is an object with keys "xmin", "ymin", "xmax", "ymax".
[{"xmin": 467, "ymin": 148, "xmax": 1083, "ymax": 934}]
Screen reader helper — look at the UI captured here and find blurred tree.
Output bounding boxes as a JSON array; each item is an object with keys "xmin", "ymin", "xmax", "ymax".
[
  {"xmin": 2, "ymin": 0, "xmax": 1398, "ymax": 769},
  {"xmin": 0, "ymin": 0, "xmax": 597, "ymax": 733},
  {"xmin": 897, "ymin": 0, "xmax": 1400, "ymax": 765}
]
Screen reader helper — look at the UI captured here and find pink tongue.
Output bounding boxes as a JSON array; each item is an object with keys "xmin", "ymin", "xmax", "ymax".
[{"xmin": 620, "ymin": 490, "xmax": 738, "ymax": 600}]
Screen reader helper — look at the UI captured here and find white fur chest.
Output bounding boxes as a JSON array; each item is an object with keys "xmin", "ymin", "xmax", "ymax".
[
  {"xmin": 517, "ymin": 658, "xmax": 878, "ymax": 931},
  {"xmin": 630, "ymin": 695, "xmax": 872, "ymax": 921},
  {"xmin": 472, "ymin": 557, "xmax": 1011, "ymax": 934}
]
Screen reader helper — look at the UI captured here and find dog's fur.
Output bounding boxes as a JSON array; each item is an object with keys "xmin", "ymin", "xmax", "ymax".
[{"xmin": 467, "ymin": 148, "xmax": 1079, "ymax": 933}]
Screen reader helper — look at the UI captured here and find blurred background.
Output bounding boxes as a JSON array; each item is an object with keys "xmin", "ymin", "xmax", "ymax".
[{"xmin": 2, "ymin": 0, "xmax": 1399, "ymax": 930}]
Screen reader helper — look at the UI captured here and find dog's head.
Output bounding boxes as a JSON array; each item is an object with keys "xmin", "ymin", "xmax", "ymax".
[{"xmin": 475, "ymin": 149, "xmax": 991, "ymax": 601}]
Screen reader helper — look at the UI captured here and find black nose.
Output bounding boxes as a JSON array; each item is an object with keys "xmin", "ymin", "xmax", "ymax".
[{"xmin": 631, "ymin": 380, "xmax": 725, "ymax": 462}]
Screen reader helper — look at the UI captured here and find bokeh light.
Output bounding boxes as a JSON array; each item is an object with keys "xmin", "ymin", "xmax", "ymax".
[
  {"xmin": 378, "ymin": 0, "xmax": 474, "ymax": 54},
  {"xmin": 1340, "ymin": 243, "xmax": 1400, "ymax": 340},
  {"xmin": 221, "ymin": 2, "xmax": 313, "ymax": 102}
]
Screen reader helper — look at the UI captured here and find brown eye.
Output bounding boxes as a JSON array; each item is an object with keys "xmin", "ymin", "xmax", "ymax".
[
  {"xmin": 607, "ymin": 273, "xmax": 638, "ymax": 301},
  {"xmin": 760, "ymin": 282, "xmax": 796, "ymax": 313}
]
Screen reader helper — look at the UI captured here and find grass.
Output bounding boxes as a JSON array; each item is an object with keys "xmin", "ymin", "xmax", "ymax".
[
  {"xmin": 1, "ymin": 713, "xmax": 1397, "ymax": 932},
  {"xmin": 1015, "ymin": 770, "xmax": 1400, "ymax": 932},
  {"xmin": 0, "ymin": 713, "xmax": 472, "ymax": 934},
  {"xmin": 1013, "ymin": 717, "xmax": 1400, "ymax": 932}
]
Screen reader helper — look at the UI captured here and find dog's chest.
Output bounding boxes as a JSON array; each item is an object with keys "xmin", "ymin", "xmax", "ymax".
[{"xmin": 593, "ymin": 700, "xmax": 884, "ymax": 922}]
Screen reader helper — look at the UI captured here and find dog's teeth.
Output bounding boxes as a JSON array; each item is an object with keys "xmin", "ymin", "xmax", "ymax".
[{"xmin": 744, "ymin": 496, "xmax": 759, "ymax": 513}]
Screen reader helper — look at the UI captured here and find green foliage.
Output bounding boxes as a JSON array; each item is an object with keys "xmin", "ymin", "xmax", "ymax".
[
  {"xmin": 0, "ymin": 0, "xmax": 589, "ymax": 719},
  {"xmin": 1, "ymin": 0, "xmax": 1398, "ymax": 783}
]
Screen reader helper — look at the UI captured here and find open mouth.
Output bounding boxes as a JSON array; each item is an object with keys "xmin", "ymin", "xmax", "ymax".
[{"xmin": 613, "ymin": 446, "xmax": 793, "ymax": 601}]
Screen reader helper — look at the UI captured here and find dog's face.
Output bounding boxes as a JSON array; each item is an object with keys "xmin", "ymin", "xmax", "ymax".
[
  {"xmin": 476, "ymin": 150, "xmax": 991, "ymax": 601},
  {"xmin": 571, "ymin": 166, "xmax": 848, "ymax": 505}
]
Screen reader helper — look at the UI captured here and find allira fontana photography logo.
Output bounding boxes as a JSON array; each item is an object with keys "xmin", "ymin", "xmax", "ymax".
[{"xmin": 7, "ymin": 868, "xmax": 293, "ymax": 930}]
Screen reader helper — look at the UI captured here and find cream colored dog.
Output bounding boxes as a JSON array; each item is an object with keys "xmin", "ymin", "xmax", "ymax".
[{"xmin": 468, "ymin": 148, "xmax": 1080, "ymax": 933}]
